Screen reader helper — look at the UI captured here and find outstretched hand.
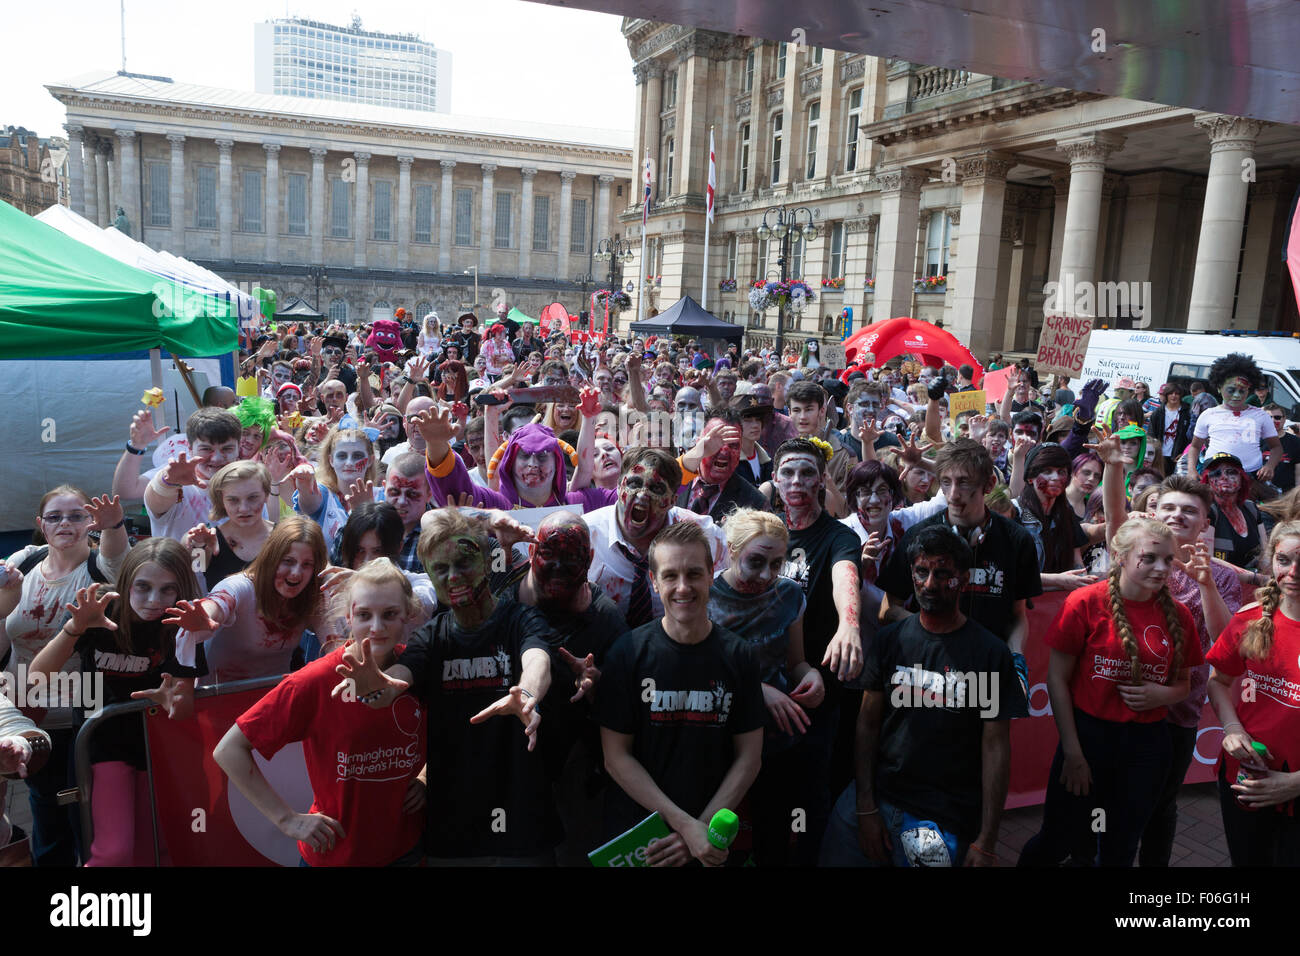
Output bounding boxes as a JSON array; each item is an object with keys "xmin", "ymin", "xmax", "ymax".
[
  {"xmin": 129, "ymin": 674, "xmax": 194, "ymax": 719},
  {"xmin": 470, "ymin": 686, "xmax": 541, "ymax": 751},
  {"xmin": 85, "ymin": 494, "xmax": 124, "ymax": 533},
  {"xmin": 64, "ymin": 585, "xmax": 118, "ymax": 635},
  {"xmin": 557, "ymin": 647, "xmax": 600, "ymax": 703},
  {"xmin": 163, "ymin": 598, "xmax": 218, "ymax": 633},
  {"xmin": 163, "ymin": 453, "xmax": 210, "ymax": 489},
  {"xmin": 331, "ymin": 637, "xmax": 410, "ymax": 703},
  {"xmin": 1075, "ymin": 378, "xmax": 1107, "ymax": 421}
]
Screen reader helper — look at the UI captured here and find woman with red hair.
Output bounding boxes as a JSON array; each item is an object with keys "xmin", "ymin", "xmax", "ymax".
[{"xmin": 1200, "ymin": 452, "xmax": 1266, "ymax": 569}]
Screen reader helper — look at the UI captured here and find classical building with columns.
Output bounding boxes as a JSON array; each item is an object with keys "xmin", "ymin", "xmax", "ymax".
[
  {"xmin": 622, "ymin": 20, "xmax": 1300, "ymax": 356},
  {"xmin": 47, "ymin": 70, "xmax": 632, "ymax": 324}
]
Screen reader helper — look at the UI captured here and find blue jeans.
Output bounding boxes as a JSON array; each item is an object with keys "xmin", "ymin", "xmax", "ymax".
[
  {"xmin": 821, "ymin": 783, "xmax": 971, "ymax": 866},
  {"xmin": 25, "ymin": 727, "xmax": 83, "ymax": 867}
]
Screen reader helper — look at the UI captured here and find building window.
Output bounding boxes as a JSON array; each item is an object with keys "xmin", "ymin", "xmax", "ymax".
[
  {"xmin": 414, "ymin": 183, "xmax": 433, "ymax": 242},
  {"xmin": 372, "ymin": 300, "xmax": 391, "ymax": 322},
  {"xmin": 664, "ymin": 70, "xmax": 677, "ymax": 109},
  {"xmin": 810, "ymin": 46, "xmax": 823, "ymax": 65},
  {"xmin": 571, "ymin": 197, "xmax": 588, "ymax": 253},
  {"xmin": 287, "ymin": 173, "xmax": 307, "ymax": 235},
  {"xmin": 330, "ymin": 178, "xmax": 350, "ymax": 237},
  {"xmin": 454, "ymin": 187, "xmax": 473, "ymax": 245},
  {"xmin": 757, "ymin": 236, "xmax": 770, "ymax": 280},
  {"xmin": 845, "ymin": 88, "xmax": 863, "ymax": 173},
  {"xmin": 829, "ymin": 222, "xmax": 844, "ymax": 277},
  {"xmin": 664, "ymin": 138, "xmax": 675, "ymax": 199},
  {"xmin": 726, "ymin": 235, "xmax": 738, "ymax": 278},
  {"xmin": 805, "ymin": 101, "xmax": 820, "ymax": 179},
  {"xmin": 770, "ymin": 114, "xmax": 783, "ymax": 184},
  {"xmin": 195, "ymin": 166, "xmax": 217, "ymax": 229},
  {"xmin": 744, "ymin": 51, "xmax": 754, "ymax": 92},
  {"xmin": 328, "ymin": 297, "xmax": 348, "ymax": 322},
  {"xmin": 414, "ymin": 300, "xmax": 432, "ymax": 319},
  {"xmin": 372, "ymin": 180, "xmax": 392, "ymax": 240},
  {"xmin": 777, "ymin": 42, "xmax": 787, "ymax": 78},
  {"xmin": 240, "ymin": 170, "xmax": 263, "ymax": 233},
  {"xmin": 148, "ymin": 162, "xmax": 170, "ymax": 227},
  {"xmin": 925, "ymin": 211, "xmax": 952, "ymax": 277},
  {"xmin": 532, "ymin": 194, "xmax": 550, "ymax": 251},
  {"xmin": 790, "ymin": 234, "xmax": 804, "ymax": 277},
  {"xmin": 738, "ymin": 123, "xmax": 751, "ymax": 192},
  {"xmin": 494, "ymin": 191, "xmax": 513, "ymax": 248}
]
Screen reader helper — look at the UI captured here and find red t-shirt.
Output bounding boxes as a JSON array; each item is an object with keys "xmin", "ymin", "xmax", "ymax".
[
  {"xmin": 238, "ymin": 644, "xmax": 427, "ymax": 866},
  {"xmin": 1206, "ymin": 605, "xmax": 1300, "ymax": 813},
  {"xmin": 1043, "ymin": 581, "xmax": 1202, "ymax": 724}
]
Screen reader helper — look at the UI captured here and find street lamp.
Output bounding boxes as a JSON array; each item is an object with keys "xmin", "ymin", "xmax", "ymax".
[
  {"xmin": 594, "ymin": 235, "xmax": 634, "ymax": 333},
  {"xmin": 755, "ymin": 204, "xmax": 817, "ymax": 358},
  {"xmin": 307, "ymin": 265, "xmax": 329, "ymax": 312},
  {"xmin": 463, "ymin": 267, "xmax": 479, "ymax": 316}
]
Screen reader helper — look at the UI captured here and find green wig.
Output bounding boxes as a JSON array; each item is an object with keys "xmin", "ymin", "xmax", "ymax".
[{"xmin": 233, "ymin": 396, "xmax": 277, "ymax": 450}]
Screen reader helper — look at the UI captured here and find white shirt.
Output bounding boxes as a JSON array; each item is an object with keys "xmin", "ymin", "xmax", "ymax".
[
  {"xmin": 143, "ymin": 466, "xmax": 213, "ymax": 543},
  {"xmin": 1192, "ymin": 404, "xmax": 1276, "ymax": 472},
  {"xmin": 583, "ymin": 505, "xmax": 729, "ymax": 620}
]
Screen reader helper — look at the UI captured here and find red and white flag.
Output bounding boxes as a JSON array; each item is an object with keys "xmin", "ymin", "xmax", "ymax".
[{"xmin": 706, "ymin": 129, "xmax": 716, "ymax": 225}]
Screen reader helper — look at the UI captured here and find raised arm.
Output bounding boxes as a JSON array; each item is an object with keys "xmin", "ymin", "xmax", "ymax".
[
  {"xmin": 625, "ymin": 353, "xmax": 648, "ymax": 414},
  {"xmin": 569, "ymin": 387, "xmax": 603, "ymax": 493},
  {"xmin": 114, "ymin": 410, "xmax": 171, "ymax": 503}
]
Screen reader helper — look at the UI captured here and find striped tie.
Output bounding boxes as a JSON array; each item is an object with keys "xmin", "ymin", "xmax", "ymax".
[{"xmin": 619, "ymin": 543, "xmax": 653, "ymax": 628}]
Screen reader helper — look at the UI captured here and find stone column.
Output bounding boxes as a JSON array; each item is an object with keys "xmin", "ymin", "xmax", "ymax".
[
  {"xmin": 518, "ymin": 167, "xmax": 537, "ymax": 278},
  {"xmin": 641, "ymin": 64, "xmax": 663, "ymax": 193},
  {"xmin": 353, "ymin": 152, "xmax": 370, "ymax": 267},
  {"xmin": 396, "ymin": 155, "xmax": 413, "ymax": 270},
  {"xmin": 167, "ymin": 134, "xmax": 186, "ymax": 253},
  {"xmin": 1046, "ymin": 173, "xmax": 1069, "ymax": 290},
  {"xmin": 843, "ymin": 215, "xmax": 877, "ymax": 327},
  {"xmin": 596, "ymin": 174, "xmax": 614, "ymax": 243},
  {"xmin": 309, "ymin": 147, "xmax": 327, "ymax": 263},
  {"xmin": 263, "ymin": 143, "xmax": 280, "ymax": 263},
  {"xmin": 479, "ymin": 163, "xmax": 497, "ymax": 273},
  {"xmin": 1186, "ymin": 114, "xmax": 1264, "ymax": 331},
  {"xmin": 115, "ymin": 129, "xmax": 139, "ymax": 235},
  {"xmin": 558, "ymin": 170, "xmax": 576, "ymax": 281},
  {"xmin": 82, "ymin": 133, "xmax": 99, "ymax": 226},
  {"xmin": 950, "ymin": 152, "xmax": 1015, "ymax": 357},
  {"xmin": 438, "ymin": 159, "xmax": 456, "ymax": 272},
  {"xmin": 873, "ymin": 167, "xmax": 925, "ymax": 321},
  {"xmin": 65, "ymin": 125, "xmax": 85, "ymax": 216},
  {"xmin": 96, "ymin": 140, "xmax": 112, "ymax": 228},
  {"xmin": 216, "ymin": 138, "xmax": 234, "ymax": 259},
  {"xmin": 1054, "ymin": 132, "xmax": 1124, "ymax": 307}
]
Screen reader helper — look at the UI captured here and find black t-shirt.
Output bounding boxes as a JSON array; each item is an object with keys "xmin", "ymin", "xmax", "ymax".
[
  {"xmin": 878, "ymin": 511, "xmax": 1042, "ymax": 645},
  {"xmin": 784, "ymin": 510, "xmax": 862, "ymax": 671},
  {"xmin": 397, "ymin": 600, "xmax": 559, "ymax": 857},
  {"xmin": 595, "ymin": 620, "xmax": 765, "ymax": 838},
  {"xmin": 862, "ymin": 614, "xmax": 1023, "ymax": 839},
  {"xmin": 1272, "ymin": 433, "xmax": 1300, "ymax": 491},
  {"xmin": 204, "ymin": 526, "xmax": 252, "ymax": 592},
  {"xmin": 499, "ymin": 580, "xmax": 627, "ymax": 781},
  {"xmin": 74, "ymin": 620, "xmax": 206, "ymax": 768}
]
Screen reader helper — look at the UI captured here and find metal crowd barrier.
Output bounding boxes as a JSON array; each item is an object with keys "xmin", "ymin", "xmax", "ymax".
[{"xmin": 67, "ymin": 674, "xmax": 286, "ymax": 866}]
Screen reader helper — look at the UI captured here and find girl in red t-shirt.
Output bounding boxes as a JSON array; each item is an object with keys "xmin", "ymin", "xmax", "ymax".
[
  {"xmin": 1019, "ymin": 517, "xmax": 1200, "ymax": 867},
  {"xmin": 1206, "ymin": 520, "xmax": 1300, "ymax": 865},
  {"xmin": 213, "ymin": 559, "xmax": 427, "ymax": 867}
]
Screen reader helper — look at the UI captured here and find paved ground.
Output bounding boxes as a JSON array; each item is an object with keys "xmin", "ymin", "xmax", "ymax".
[{"xmin": 4, "ymin": 777, "xmax": 1231, "ymax": 866}]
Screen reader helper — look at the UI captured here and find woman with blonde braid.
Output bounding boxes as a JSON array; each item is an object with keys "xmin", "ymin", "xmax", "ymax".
[
  {"xmin": 1206, "ymin": 521, "xmax": 1300, "ymax": 865},
  {"xmin": 1019, "ymin": 518, "xmax": 1200, "ymax": 867}
]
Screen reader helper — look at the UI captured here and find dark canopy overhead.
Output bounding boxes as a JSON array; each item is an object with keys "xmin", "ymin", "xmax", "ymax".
[
  {"xmin": 274, "ymin": 297, "xmax": 325, "ymax": 320},
  {"xmin": 628, "ymin": 295, "xmax": 744, "ymax": 341}
]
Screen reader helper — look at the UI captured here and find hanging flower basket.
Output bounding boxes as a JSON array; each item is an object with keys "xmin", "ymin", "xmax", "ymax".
[
  {"xmin": 821, "ymin": 277, "xmax": 845, "ymax": 291},
  {"xmin": 914, "ymin": 275, "xmax": 948, "ymax": 293},
  {"xmin": 749, "ymin": 279, "xmax": 816, "ymax": 313},
  {"xmin": 719, "ymin": 277, "xmax": 738, "ymax": 292},
  {"xmin": 864, "ymin": 277, "xmax": 875, "ymax": 290},
  {"xmin": 595, "ymin": 289, "xmax": 632, "ymax": 312}
]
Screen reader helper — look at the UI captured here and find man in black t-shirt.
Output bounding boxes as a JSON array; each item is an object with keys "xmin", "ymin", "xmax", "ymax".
[
  {"xmin": 822, "ymin": 527, "xmax": 1020, "ymax": 866},
  {"xmin": 596, "ymin": 520, "xmax": 764, "ymax": 866},
  {"xmin": 1264, "ymin": 403, "xmax": 1300, "ymax": 491}
]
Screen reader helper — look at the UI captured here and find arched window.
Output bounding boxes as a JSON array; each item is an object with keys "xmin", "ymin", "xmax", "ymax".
[
  {"xmin": 328, "ymin": 298, "xmax": 348, "ymax": 323},
  {"xmin": 414, "ymin": 300, "xmax": 433, "ymax": 320},
  {"xmin": 372, "ymin": 300, "xmax": 392, "ymax": 322}
]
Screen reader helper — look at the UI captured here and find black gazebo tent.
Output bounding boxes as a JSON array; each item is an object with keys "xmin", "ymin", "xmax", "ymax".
[
  {"xmin": 628, "ymin": 295, "xmax": 743, "ymax": 341},
  {"xmin": 274, "ymin": 297, "xmax": 325, "ymax": 321}
]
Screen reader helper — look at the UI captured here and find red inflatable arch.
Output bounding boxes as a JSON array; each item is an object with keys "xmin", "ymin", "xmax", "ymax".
[{"xmin": 842, "ymin": 316, "xmax": 984, "ymax": 386}]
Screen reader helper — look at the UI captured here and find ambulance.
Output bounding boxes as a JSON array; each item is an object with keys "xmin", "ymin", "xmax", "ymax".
[{"xmin": 1070, "ymin": 328, "xmax": 1300, "ymax": 416}]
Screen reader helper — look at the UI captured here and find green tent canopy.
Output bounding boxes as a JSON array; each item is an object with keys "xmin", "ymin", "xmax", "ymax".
[
  {"xmin": 506, "ymin": 306, "xmax": 538, "ymax": 325},
  {"xmin": 0, "ymin": 199, "xmax": 236, "ymax": 359}
]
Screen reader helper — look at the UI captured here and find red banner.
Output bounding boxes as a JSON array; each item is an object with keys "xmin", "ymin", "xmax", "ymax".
[
  {"xmin": 146, "ymin": 685, "xmax": 312, "ymax": 866},
  {"xmin": 1007, "ymin": 590, "xmax": 1220, "ymax": 807}
]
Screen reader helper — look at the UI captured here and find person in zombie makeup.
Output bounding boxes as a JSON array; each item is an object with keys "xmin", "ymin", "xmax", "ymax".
[
  {"xmin": 336, "ymin": 509, "xmax": 560, "ymax": 864},
  {"xmin": 583, "ymin": 448, "xmax": 729, "ymax": 626},
  {"xmin": 233, "ymin": 397, "xmax": 277, "ymax": 461},
  {"xmin": 1184, "ymin": 352, "xmax": 1282, "ymax": 479},
  {"xmin": 675, "ymin": 413, "xmax": 768, "ymax": 524},
  {"xmin": 293, "ymin": 428, "xmax": 381, "ymax": 544},
  {"xmin": 314, "ymin": 378, "xmax": 350, "ymax": 423},
  {"xmin": 596, "ymin": 520, "xmax": 765, "ymax": 866},
  {"xmin": 492, "ymin": 511, "xmax": 627, "ymax": 865},
  {"xmin": 412, "ymin": 403, "xmax": 615, "ymax": 512},
  {"xmin": 1199, "ymin": 452, "xmax": 1267, "ymax": 569},
  {"xmin": 1015, "ymin": 443, "xmax": 1104, "ymax": 589}
]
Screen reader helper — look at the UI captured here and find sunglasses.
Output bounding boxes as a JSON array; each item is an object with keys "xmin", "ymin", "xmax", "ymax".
[{"xmin": 41, "ymin": 512, "xmax": 90, "ymax": 525}]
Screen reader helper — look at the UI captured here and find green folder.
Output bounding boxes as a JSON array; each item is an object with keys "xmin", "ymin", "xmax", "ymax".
[{"xmin": 588, "ymin": 812, "xmax": 672, "ymax": 867}]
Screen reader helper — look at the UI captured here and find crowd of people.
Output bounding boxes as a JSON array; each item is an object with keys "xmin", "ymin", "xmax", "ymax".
[{"xmin": 2, "ymin": 300, "xmax": 1299, "ymax": 868}]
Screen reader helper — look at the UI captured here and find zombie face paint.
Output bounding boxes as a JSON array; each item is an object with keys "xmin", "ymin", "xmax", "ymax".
[
  {"xmin": 775, "ymin": 453, "xmax": 823, "ymax": 511},
  {"xmin": 530, "ymin": 522, "xmax": 592, "ymax": 607},
  {"xmin": 594, "ymin": 437, "xmax": 623, "ymax": 481},
  {"xmin": 1073, "ymin": 462, "xmax": 1103, "ymax": 495},
  {"xmin": 425, "ymin": 536, "xmax": 489, "ymax": 608},
  {"xmin": 129, "ymin": 561, "xmax": 181, "ymax": 622},
  {"xmin": 271, "ymin": 364, "xmax": 292, "ymax": 388},
  {"xmin": 380, "ymin": 415, "xmax": 402, "ymax": 440},
  {"xmin": 384, "ymin": 472, "xmax": 431, "ymax": 528},
  {"xmin": 617, "ymin": 463, "xmax": 675, "ymax": 542},
  {"xmin": 717, "ymin": 377, "xmax": 737, "ymax": 402},
  {"xmin": 553, "ymin": 402, "xmax": 578, "ymax": 430},
  {"xmin": 1207, "ymin": 466, "xmax": 1241, "ymax": 499},
  {"xmin": 192, "ymin": 438, "xmax": 240, "ymax": 481},
  {"xmin": 699, "ymin": 423, "xmax": 741, "ymax": 485},
  {"xmin": 729, "ymin": 535, "xmax": 785, "ymax": 595},
  {"xmin": 320, "ymin": 384, "xmax": 347, "ymax": 411},
  {"xmin": 274, "ymin": 542, "xmax": 317, "ymax": 600},
  {"xmin": 331, "ymin": 440, "xmax": 370, "ymax": 486},
  {"xmin": 513, "ymin": 448, "xmax": 557, "ymax": 495},
  {"xmin": 239, "ymin": 426, "xmax": 264, "ymax": 460},
  {"xmin": 352, "ymin": 529, "xmax": 387, "ymax": 568},
  {"xmin": 348, "ymin": 580, "xmax": 408, "ymax": 658},
  {"xmin": 911, "ymin": 554, "xmax": 964, "ymax": 613},
  {"xmin": 221, "ymin": 476, "xmax": 268, "ymax": 527},
  {"xmin": 1121, "ymin": 535, "xmax": 1174, "ymax": 594},
  {"xmin": 1222, "ymin": 376, "xmax": 1252, "ymax": 411},
  {"xmin": 855, "ymin": 479, "xmax": 893, "ymax": 529},
  {"xmin": 1032, "ymin": 467, "xmax": 1068, "ymax": 502}
]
